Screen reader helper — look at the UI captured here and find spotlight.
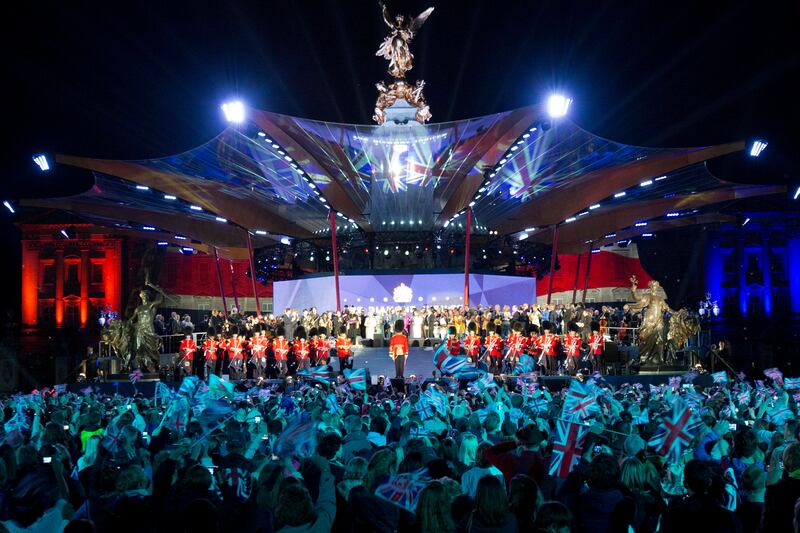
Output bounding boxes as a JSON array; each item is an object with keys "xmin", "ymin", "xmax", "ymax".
[
  {"xmin": 157, "ymin": 241, "xmax": 169, "ymax": 246},
  {"xmin": 60, "ymin": 226, "xmax": 76, "ymax": 239},
  {"xmin": 519, "ymin": 233, "xmax": 529, "ymax": 241},
  {"xmin": 221, "ymin": 100, "xmax": 246, "ymax": 123},
  {"xmin": 142, "ymin": 226, "xmax": 156, "ymax": 231},
  {"xmin": 255, "ymin": 230, "xmax": 267, "ymax": 235},
  {"xmin": 634, "ymin": 222, "xmax": 647, "ymax": 227},
  {"xmin": 642, "ymin": 233, "xmax": 653, "ymax": 237},
  {"xmin": 640, "ymin": 180, "xmax": 653, "ymax": 187},
  {"xmin": 793, "ymin": 186, "xmax": 800, "ymax": 200},
  {"xmin": 589, "ymin": 204, "xmax": 600, "ymax": 210},
  {"xmin": 2, "ymin": 201, "xmax": 14, "ymax": 214},
  {"xmin": 181, "ymin": 247, "xmax": 194, "ymax": 254},
  {"xmin": 174, "ymin": 235, "xmax": 187, "ymax": 240},
  {"xmin": 546, "ymin": 94, "xmax": 572, "ymax": 118},
  {"xmin": 614, "ymin": 192, "xmax": 626, "ymax": 198},
  {"xmin": 215, "ymin": 217, "xmax": 228, "ymax": 223},
  {"xmin": 280, "ymin": 237, "xmax": 292, "ymax": 245},
  {"xmin": 189, "ymin": 205, "xmax": 202, "ymax": 211},
  {"xmin": 135, "ymin": 185, "xmax": 150, "ymax": 191},
  {"xmin": 666, "ymin": 212, "xmax": 680, "ymax": 217},
  {"xmin": 742, "ymin": 217, "xmax": 751, "ymax": 226},
  {"xmin": 164, "ymin": 194, "xmax": 177, "ymax": 200},
  {"xmin": 749, "ymin": 140, "xmax": 768, "ymax": 158},
  {"xmin": 32, "ymin": 154, "xmax": 50, "ymax": 171},
  {"xmin": 565, "ymin": 217, "xmax": 576, "ymax": 223}
]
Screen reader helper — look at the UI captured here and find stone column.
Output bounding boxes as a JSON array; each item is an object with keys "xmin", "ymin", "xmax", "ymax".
[{"xmin": 55, "ymin": 248, "xmax": 64, "ymax": 327}]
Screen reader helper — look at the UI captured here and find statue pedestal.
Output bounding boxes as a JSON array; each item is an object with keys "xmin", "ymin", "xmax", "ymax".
[{"xmin": 383, "ymin": 99, "xmax": 421, "ymax": 126}]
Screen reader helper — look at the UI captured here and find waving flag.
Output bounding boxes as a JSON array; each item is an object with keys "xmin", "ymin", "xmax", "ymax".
[
  {"xmin": 514, "ymin": 354, "xmax": 535, "ymax": 374},
  {"xmin": 736, "ymin": 390, "xmax": 751, "ymax": 405},
  {"xmin": 162, "ymin": 398, "xmax": 190, "ymax": 435},
  {"xmin": 467, "ymin": 373, "xmax": 497, "ymax": 394},
  {"xmin": 669, "ymin": 376, "xmax": 681, "ymax": 390},
  {"xmin": 633, "ymin": 408, "xmax": 649, "ymax": 425},
  {"xmin": 764, "ymin": 368, "xmax": 784, "ymax": 386},
  {"xmin": 102, "ymin": 424, "xmax": 124, "ymax": 453},
  {"xmin": 422, "ymin": 388, "xmax": 448, "ymax": 416},
  {"xmin": 343, "ymin": 368, "xmax": 367, "ymax": 391},
  {"xmin": 273, "ymin": 420, "xmax": 317, "ymax": 458},
  {"xmin": 648, "ymin": 398, "xmax": 702, "ymax": 463},
  {"xmin": 129, "ymin": 369, "xmax": 144, "ymax": 383},
  {"xmin": 415, "ymin": 397, "xmax": 436, "ymax": 420},
  {"xmin": 549, "ymin": 419, "xmax": 589, "ymax": 478},
  {"xmin": 768, "ymin": 404, "xmax": 793, "ymax": 425},
  {"xmin": 682, "ymin": 370, "xmax": 700, "ymax": 383},
  {"xmin": 432, "ymin": 342, "xmax": 470, "ymax": 376},
  {"xmin": 207, "ymin": 374, "xmax": 235, "ymax": 399},
  {"xmin": 375, "ymin": 468, "xmax": 431, "ymax": 512},
  {"xmin": 297, "ymin": 365, "xmax": 333, "ymax": 384},
  {"xmin": 53, "ymin": 384, "xmax": 67, "ymax": 395},
  {"xmin": 711, "ymin": 372, "xmax": 728, "ymax": 384},
  {"xmin": 562, "ymin": 380, "xmax": 600, "ymax": 421},
  {"xmin": 783, "ymin": 378, "xmax": 800, "ymax": 390},
  {"xmin": 178, "ymin": 376, "xmax": 203, "ymax": 399}
]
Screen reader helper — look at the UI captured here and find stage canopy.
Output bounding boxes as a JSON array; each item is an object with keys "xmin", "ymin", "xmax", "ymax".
[{"xmin": 22, "ymin": 104, "xmax": 784, "ymax": 258}]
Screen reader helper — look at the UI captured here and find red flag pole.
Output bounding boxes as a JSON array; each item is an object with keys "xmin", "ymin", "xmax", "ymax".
[
  {"xmin": 571, "ymin": 252, "xmax": 583, "ymax": 304},
  {"xmin": 464, "ymin": 209, "xmax": 472, "ymax": 307},
  {"xmin": 329, "ymin": 210, "xmax": 341, "ymax": 312},
  {"xmin": 212, "ymin": 246, "xmax": 229, "ymax": 320},
  {"xmin": 546, "ymin": 224, "xmax": 559, "ymax": 304},
  {"xmin": 245, "ymin": 231, "xmax": 262, "ymax": 317},
  {"xmin": 582, "ymin": 242, "xmax": 594, "ymax": 304}
]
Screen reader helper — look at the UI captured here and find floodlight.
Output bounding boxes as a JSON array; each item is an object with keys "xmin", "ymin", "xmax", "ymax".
[
  {"xmin": 749, "ymin": 140, "xmax": 767, "ymax": 158},
  {"xmin": 221, "ymin": 100, "xmax": 246, "ymax": 123},
  {"xmin": 32, "ymin": 154, "xmax": 50, "ymax": 171},
  {"xmin": 3, "ymin": 201, "xmax": 14, "ymax": 213},
  {"xmin": 546, "ymin": 94, "xmax": 572, "ymax": 118}
]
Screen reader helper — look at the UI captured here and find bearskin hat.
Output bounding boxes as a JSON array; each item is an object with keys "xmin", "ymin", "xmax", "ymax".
[
  {"xmin": 295, "ymin": 326, "xmax": 306, "ymax": 340},
  {"xmin": 276, "ymin": 326, "xmax": 285, "ymax": 337},
  {"xmin": 394, "ymin": 319, "xmax": 405, "ymax": 333},
  {"xmin": 591, "ymin": 321, "xmax": 601, "ymax": 332},
  {"xmin": 528, "ymin": 324, "xmax": 540, "ymax": 335},
  {"xmin": 541, "ymin": 321, "xmax": 553, "ymax": 332},
  {"xmin": 568, "ymin": 321, "xmax": 580, "ymax": 333},
  {"xmin": 512, "ymin": 321, "xmax": 524, "ymax": 333},
  {"xmin": 338, "ymin": 326, "xmax": 348, "ymax": 336},
  {"xmin": 448, "ymin": 326, "xmax": 457, "ymax": 336},
  {"xmin": 468, "ymin": 321, "xmax": 478, "ymax": 333}
]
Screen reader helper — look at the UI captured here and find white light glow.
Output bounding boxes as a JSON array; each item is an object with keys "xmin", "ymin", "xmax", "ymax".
[
  {"xmin": 614, "ymin": 192, "xmax": 627, "ymax": 198},
  {"xmin": 565, "ymin": 217, "xmax": 577, "ymax": 223},
  {"xmin": 135, "ymin": 185, "xmax": 150, "ymax": 191},
  {"xmin": 189, "ymin": 205, "xmax": 202, "ymax": 211},
  {"xmin": 32, "ymin": 154, "xmax": 50, "ymax": 171},
  {"xmin": 3, "ymin": 201, "xmax": 14, "ymax": 214},
  {"xmin": 793, "ymin": 186, "xmax": 800, "ymax": 200},
  {"xmin": 640, "ymin": 180, "xmax": 653, "ymax": 187},
  {"xmin": 635, "ymin": 222, "xmax": 647, "ymax": 227},
  {"xmin": 221, "ymin": 100, "xmax": 245, "ymax": 123},
  {"xmin": 164, "ymin": 195, "xmax": 176, "ymax": 200},
  {"xmin": 255, "ymin": 230, "xmax": 267, "ymax": 235},
  {"xmin": 546, "ymin": 94, "xmax": 572, "ymax": 118},
  {"xmin": 215, "ymin": 217, "xmax": 227, "ymax": 223},
  {"xmin": 157, "ymin": 241, "xmax": 169, "ymax": 246},
  {"xmin": 749, "ymin": 140, "xmax": 768, "ymax": 157},
  {"xmin": 519, "ymin": 233, "xmax": 529, "ymax": 241},
  {"xmin": 589, "ymin": 204, "xmax": 600, "ymax": 210},
  {"xmin": 666, "ymin": 212, "xmax": 680, "ymax": 217},
  {"xmin": 142, "ymin": 226, "xmax": 156, "ymax": 231}
]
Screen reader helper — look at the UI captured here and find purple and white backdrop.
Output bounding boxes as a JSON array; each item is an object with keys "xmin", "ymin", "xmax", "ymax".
[{"xmin": 273, "ymin": 273, "xmax": 536, "ymax": 313}]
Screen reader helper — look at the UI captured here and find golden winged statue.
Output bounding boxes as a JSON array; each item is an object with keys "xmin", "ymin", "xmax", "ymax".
[{"xmin": 376, "ymin": 2, "xmax": 434, "ymax": 79}]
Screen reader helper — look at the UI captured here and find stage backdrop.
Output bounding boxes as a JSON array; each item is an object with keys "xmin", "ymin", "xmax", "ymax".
[{"xmin": 273, "ymin": 273, "xmax": 536, "ymax": 313}]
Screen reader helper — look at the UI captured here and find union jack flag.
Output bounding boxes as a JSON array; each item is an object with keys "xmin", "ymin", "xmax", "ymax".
[
  {"xmin": 178, "ymin": 376, "xmax": 202, "ymax": 398},
  {"xmin": 783, "ymin": 377, "xmax": 800, "ymax": 390},
  {"xmin": 669, "ymin": 376, "xmax": 682, "ymax": 390},
  {"xmin": 736, "ymin": 390, "xmax": 751, "ymax": 405},
  {"xmin": 432, "ymin": 342, "xmax": 470, "ymax": 375},
  {"xmin": 562, "ymin": 380, "xmax": 600, "ymax": 421},
  {"xmin": 514, "ymin": 354, "xmax": 535, "ymax": 374},
  {"xmin": 711, "ymin": 371, "xmax": 728, "ymax": 384},
  {"xmin": 128, "ymin": 369, "xmax": 144, "ymax": 383},
  {"xmin": 297, "ymin": 365, "xmax": 333, "ymax": 384},
  {"xmin": 647, "ymin": 398, "xmax": 702, "ymax": 463},
  {"xmin": 102, "ymin": 425, "xmax": 124, "ymax": 453},
  {"xmin": 273, "ymin": 420, "xmax": 317, "ymax": 458},
  {"xmin": 764, "ymin": 368, "xmax": 784, "ymax": 386},
  {"xmin": 793, "ymin": 393, "xmax": 800, "ymax": 403},
  {"xmin": 375, "ymin": 468, "xmax": 430, "ymax": 512},
  {"xmin": 768, "ymin": 404, "xmax": 793, "ymax": 425},
  {"xmin": 415, "ymin": 397, "xmax": 436, "ymax": 420},
  {"xmin": 207, "ymin": 374, "xmax": 234, "ymax": 399},
  {"xmin": 548, "ymin": 419, "xmax": 589, "ymax": 478},
  {"xmin": 468, "ymin": 372, "xmax": 497, "ymax": 394},
  {"xmin": 343, "ymin": 368, "xmax": 367, "ymax": 391}
]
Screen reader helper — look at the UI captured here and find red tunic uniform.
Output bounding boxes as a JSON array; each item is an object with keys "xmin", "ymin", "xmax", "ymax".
[
  {"xmin": 202, "ymin": 338, "xmax": 218, "ymax": 361},
  {"xmin": 446, "ymin": 337, "xmax": 461, "ymax": 356},
  {"xmin": 314, "ymin": 337, "xmax": 329, "ymax": 363},
  {"xmin": 526, "ymin": 334, "xmax": 539, "ymax": 356},
  {"xmin": 537, "ymin": 333, "xmax": 560, "ymax": 357},
  {"xmin": 505, "ymin": 332, "xmax": 527, "ymax": 358},
  {"xmin": 335, "ymin": 336, "xmax": 352, "ymax": 359},
  {"xmin": 484, "ymin": 334, "xmax": 504, "ymax": 359},
  {"xmin": 564, "ymin": 333, "xmax": 582, "ymax": 358},
  {"xmin": 587, "ymin": 334, "xmax": 605, "ymax": 356},
  {"xmin": 389, "ymin": 333, "xmax": 409, "ymax": 359},
  {"xmin": 464, "ymin": 334, "xmax": 481, "ymax": 359},
  {"xmin": 294, "ymin": 339, "xmax": 311, "ymax": 361},
  {"xmin": 228, "ymin": 337, "xmax": 245, "ymax": 361},
  {"xmin": 272, "ymin": 337, "xmax": 290, "ymax": 361},
  {"xmin": 179, "ymin": 339, "xmax": 197, "ymax": 362}
]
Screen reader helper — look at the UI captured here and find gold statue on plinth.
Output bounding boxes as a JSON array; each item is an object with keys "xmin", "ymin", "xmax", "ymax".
[{"xmin": 374, "ymin": 2, "xmax": 434, "ymax": 125}]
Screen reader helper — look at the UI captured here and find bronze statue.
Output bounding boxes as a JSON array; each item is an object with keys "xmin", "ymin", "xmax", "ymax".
[
  {"xmin": 374, "ymin": 2, "xmax": 434, "ymax": 124},
  {"xmin": 376, "ymin": 3, "xmax": 434, "ymax": 79},
  {"xmin": 625, "ymin": 275, "xmax": 673, "ymax": 365}
]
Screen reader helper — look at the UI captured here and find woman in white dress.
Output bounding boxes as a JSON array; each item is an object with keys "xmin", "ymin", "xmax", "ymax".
[{"xmin": 411, "ymin": 311, "xmax": 423, "ymax": 340}]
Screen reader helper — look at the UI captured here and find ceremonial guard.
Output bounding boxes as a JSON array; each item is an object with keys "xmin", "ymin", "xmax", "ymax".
[
  {"xmin": 272, "ymin": 326, "xmax": 290, "ymax": 376},
  {"xmin": 563, "ymin": 322, "xmax": 582, "ymax": 374},
  {"xmin": 313, "ymin": 329, "xmax": 330, "ymax": 366},
  {"xmin": 389, "ymin": 320, "xmax": 409, "ymax": 378},
  {"xmin": 484, "ymin": 327, "xmax": 504, "ymax": 374},
  {"xmin": 526, "ymin": 325, "xmax": 540, "ymax": 359},
  {"xmin": 227, "ymin": 332, "xmax": 245, "ymax": 379},
  {"xmin": 293, "ymin": 327, "xmax": 311, "ymax": 372},
  {"xmin": 445, "ymin": 326, "xmax": 461, "ymax": 356},
  {"xmin": 335, "ymin": 326, "xmax": 353, "ymax": 373},
  {"xmin": 464, "ymin": 322, "xmax": 481, "ymax": 364},
  {"xmin": 587, "ymin": 321, "xmax": 605, "ymax": 372},
  {"xmin": 537, "ymin": 321, "xmax": 560, "ymax": 374},
  {"xmin": 178, "ymin": 333, "xmax": 196, "ymax": 376},
  {"xmin": 202, "ymin": 330, "xmax": 218, "ymax": 377},
  {"xmin": 505, "ymin": 322, "xmax": 527, "ymax": 374}
]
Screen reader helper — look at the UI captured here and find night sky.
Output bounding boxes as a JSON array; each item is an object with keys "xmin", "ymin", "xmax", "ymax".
[{"xmin": 2, "ymin": 0, "xmax": 798, "ymax": 315}]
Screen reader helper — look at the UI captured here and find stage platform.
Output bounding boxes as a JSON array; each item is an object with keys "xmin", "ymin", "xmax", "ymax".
[{"xmin": 74, "ymin": 347, "xmax": 709, "ymax": 396}]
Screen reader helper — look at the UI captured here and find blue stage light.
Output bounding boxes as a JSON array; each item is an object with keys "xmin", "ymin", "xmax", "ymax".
[
  {"xmin": 32, "ymin": 154, "xmax": 50, "ymax": 171},
  {"xmin": 546, "ymin": 94, "xmax": 572, "ymax": 118},
  {"xmin": 215, "ymin": 217, "xmax": 227, "ymax": 223},
  {"xmin": 614, "ymin": 192, "xmax": 626, "ymax": 198},
  {"xmin": 749, "ymin": 140, "xmax": 767, "ymax": 157},
  {"xmin": 221, "ymin": 100, "xmax": 245, "ymax": 123},
  {"xmin": 136, "ymin": 185, "xmax": 150, "ymax": 190}
]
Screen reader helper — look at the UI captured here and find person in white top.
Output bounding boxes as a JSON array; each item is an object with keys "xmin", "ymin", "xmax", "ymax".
[{"xmin": 461, "ymin": 441, "xmax": 505, "ymax": 498}]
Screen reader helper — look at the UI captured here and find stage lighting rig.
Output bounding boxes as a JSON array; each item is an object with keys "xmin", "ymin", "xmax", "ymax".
[{"xmin": 221, "ymin": 100, "xmax": 246, "ymax": 123}]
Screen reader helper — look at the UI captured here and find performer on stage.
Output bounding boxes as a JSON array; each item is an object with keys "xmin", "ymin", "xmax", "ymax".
[
  {"xmin": 588, "ymin": 321, "xmax": 605, "ymax": 372},
  {"xmin": 389, "ymin": 320, "xmax": 409, "ymax": 378},
  {"xmin": 445, "ymin": 327, "xmax": 461, "ymax": 356},
  {"xmin": 563, "ymin": 322, "xmax": 582, "ymax": 375},
  {"xmin": 335, "ymin": 326, "xmax": 353, "ymax": 373},
  {"xmin": 249, "ymin": 329, "xmax": 266, "ymax": 378},
  {"xmin": 202, "ymin": 331, "xmax": 218, "ymax": 377},
  {"xmin": 505, "ymin": 322, "xmax": 527, "ymax": 374},
  {"xmin": 178, "ymin": 334, "xmax": 196, "ymax": 376},
  {"xmin": 294, "ymin": 327, "xmax": 311, "ymax": 372},
  {"xmin": 484, "ymin": 327, "xmax": 504, "ymax": 374},
  {"xmin": 313, "ymin": 329, "xmax": 330, "ymax": 366},
  {"xmin": 464, "ymin": 322, "xmax": 481, "ymax": 364},
  {"xmin": 526, "ymin": 324, "xmax": 540, "ymax": 360},
  {"xmin": 272, "ymin": 326, "xmax": 290, "ymax": 376},
  {"xmin": 228, "ymin": 332, "xmax": 245, "ymax": 380},
  {"xmin": 537, "ymin": 321, "xmax": 560, "ymax": 374}
]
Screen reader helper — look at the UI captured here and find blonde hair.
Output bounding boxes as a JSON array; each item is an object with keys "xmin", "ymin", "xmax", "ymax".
[
  {"xmin": 458, "ymin": 433, "xmax": 478, "ymax": 466},
  {"xmin": 620, "ymin": 457, "xmax": 647, "ymax": 492}
]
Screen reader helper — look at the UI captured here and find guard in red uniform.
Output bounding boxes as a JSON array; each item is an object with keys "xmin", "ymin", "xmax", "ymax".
[
  {"xmin": 484, "ymin": 327, "xmax": 504, "ymax": 374},
  {"xmin": 202, "ymin": 331, "xmax": 218, "ymax": 378},
  {"xmin": 388, "ymin": 320, "xmax": 409, "ymax": 378},
  {"xmin": 464, "ymin": 322, "xmax": 481, "ymax": 363},
  {"xmin": 563, "ymin": 322, "xmax": 582, "ymax": 374},
  {"xmin": 587, "ymin": 321, "xmax": 605, "ymax": 372},
  {"xmin": 335, "ymin": 326, "xmax": 353, "ymax": 373},
  {"xmin": 293, "ymin": 326, "xmax": 311, "ymax": 372},
  {"xmin": 217, "ymin": 334, "xmax": 230, "ymax": 374},
  {"xmin": 178, "ymin": 334, "xmax": 196, "ymax": 376},
  {"xmin": 537, "ymin": 321, "xmax": 560, "ymax": 375},
  {"xmin": 272, "ymin": 326, "xmax": 290, "ymax": 376},
  {"xmin": 228, "ymin": 333, "xmax": 245, "ymax": 379},
  {"xmin": 526, "ymin": 325, "xmax": 540, "ymax": 360},
  {"xmin": 314, "ymin": 329, "xmax": 330, "ymax": 366},
  {"xmin": 445, "ymin": 327, "xmax": 461, "ymax": 356},
  {"xmin": 505, "ymin": 322, "xmax": 527, "ymax": 373}
]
